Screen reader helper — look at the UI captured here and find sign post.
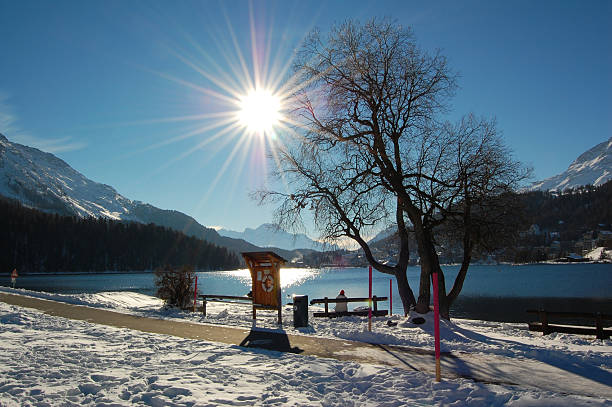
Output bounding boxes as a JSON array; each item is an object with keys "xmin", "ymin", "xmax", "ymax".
[
  {"xmin": 432, "ymin": 271, "xmax": 441, "ymax": 382},
  {"xmin": 368, "ymin": 265, "xmax": 372, "ymax": 332},
  {"xmin": 11, "ymin": 269, "xmax": 18, "ymax": 289},
  {"xmin": 242, "ymin": 252, "xmax": 287, "ymax": 325}
]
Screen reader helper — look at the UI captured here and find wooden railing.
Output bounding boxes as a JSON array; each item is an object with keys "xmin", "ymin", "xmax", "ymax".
[{"xmin": 526, "ymin": 309, "xmax": 611, "ymax": 339}]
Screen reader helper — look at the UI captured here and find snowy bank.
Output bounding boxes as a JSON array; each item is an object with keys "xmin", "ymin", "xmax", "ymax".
[{"xmin": 0, "ymin": 288, "xmax": 610, "ymax": 406}]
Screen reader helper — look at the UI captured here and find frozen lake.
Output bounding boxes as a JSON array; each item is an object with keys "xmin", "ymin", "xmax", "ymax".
[{"xmin": 2, "ymin": 263, "xmax": 610, "ymax": 322}]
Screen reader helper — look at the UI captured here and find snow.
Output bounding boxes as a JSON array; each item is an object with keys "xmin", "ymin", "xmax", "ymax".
[
  {"xmin": 0, "ymin": 134, "xmax": 249, "ymax": 252},
  {"xmin": 0, "ymin": 134, "xmax": 138, "ymax": 220},
  {"xmin": 527, "ymin": 136, "xmax": 612, "ymax": 192},
  {"xmin": 585, "ymin": 247, "xmax": 612, "ymax": 261},
  {"xmin": 1, "ymin": 287, "xmax": 610, "ymax": 406}
]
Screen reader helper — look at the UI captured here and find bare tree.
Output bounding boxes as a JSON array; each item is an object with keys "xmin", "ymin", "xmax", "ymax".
[
  {"xmin": 154, "ymin": 265, "xmax": 196, "ymax": 309},
  {"xmin": 261, "ymin": 138, "xmax": 419, "ymax": 312},
  {"xmin": 258, "ymin": 19, "xmax": 528, "ymax": 318},
  {"xmin": 404, "ymin": 115, "xmax": 530, "ymax": 315}
]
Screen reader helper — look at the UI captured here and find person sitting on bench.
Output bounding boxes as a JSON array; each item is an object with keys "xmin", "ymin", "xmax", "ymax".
[{"xmin": 335, "ymin": 290, "xmax": 348, "ymax": 313}]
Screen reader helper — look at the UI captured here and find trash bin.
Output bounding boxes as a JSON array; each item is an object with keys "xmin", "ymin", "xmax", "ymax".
[{"xmin": 293, "ymin": 295, "xmax": 308, "ymax": 328}]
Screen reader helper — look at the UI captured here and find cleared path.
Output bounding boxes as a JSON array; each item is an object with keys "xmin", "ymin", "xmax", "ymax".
[{"xmin": 1, "ymin": 292, "xmax": 610, "ymax": 399}]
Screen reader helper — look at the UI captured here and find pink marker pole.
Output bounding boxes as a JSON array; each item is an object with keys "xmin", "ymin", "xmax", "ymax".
[
  {"xmin": 368, "ymin": 265, "xmax": 372, "ymax": 332},
  {"xmin": 193, "ymin": 275, "xmax": 198, "ymax": 312},
  {"xmin": 389, "ymin": 279, "xmax": 393, "ymax": 316},
  {"xmin": 432, "ymin": 271, "xmax": 441, "ymax": 382}
]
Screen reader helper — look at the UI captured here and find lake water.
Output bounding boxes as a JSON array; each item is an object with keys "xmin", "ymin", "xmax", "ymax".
[{"xmin": 2, "ymin": 263, "xmax": 611, "ymax": 323}]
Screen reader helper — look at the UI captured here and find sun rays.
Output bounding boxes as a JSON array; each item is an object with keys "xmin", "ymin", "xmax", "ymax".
[{"xmin": 130, "ymin": 4, "xmax": 309, "ymax": 212}]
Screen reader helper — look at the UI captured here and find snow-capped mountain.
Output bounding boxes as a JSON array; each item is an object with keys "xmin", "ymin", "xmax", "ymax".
[
  {"xmin": 0, "ymin": 133, "xmax": 289, "ymax": 256},
  {"xmin": 218, "ymin": 223, "xmax": 338, "ymax": 251},
  {"xmin": 528, "ymin": 137, "xmax": 612, "ymax": 192},
  {"xmin": 0, "ymin": 133, "xmax": 137, "ymax": 219},
  {"xmin": 367, "ymin": 225, "xmax": 397, "ymax": 244}
]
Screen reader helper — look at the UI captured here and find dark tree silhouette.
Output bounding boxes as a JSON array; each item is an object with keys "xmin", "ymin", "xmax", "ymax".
[
  {"xmin": 0, "ymin": 196, "xmax": 240, "ymax": 274},
  {"xmin": 257, "ymin": 19, "xmax": 528, "ymax": 318}
]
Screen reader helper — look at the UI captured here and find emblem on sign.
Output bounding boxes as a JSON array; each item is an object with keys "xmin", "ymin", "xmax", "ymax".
[{"xmin": 261, "ymin": 270, "xmax": 274, "ymax": 292}]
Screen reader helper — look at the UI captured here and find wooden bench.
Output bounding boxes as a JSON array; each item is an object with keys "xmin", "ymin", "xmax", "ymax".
[
  {"xmin": 310, "ymin": 296, "xmax": 388, "ymax": 318},
  {"xmin": 526, "ymin": 309, "xmax": 612, "ymax": 340}
]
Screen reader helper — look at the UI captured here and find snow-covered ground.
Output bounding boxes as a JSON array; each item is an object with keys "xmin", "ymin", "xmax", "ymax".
[
  {"xmin": 0, "ymin": 287, "xmax": 610, "ymax": 406},
  {"xmin": 585, "ymin": 247, "xmax": 612, "ymax": 262}
]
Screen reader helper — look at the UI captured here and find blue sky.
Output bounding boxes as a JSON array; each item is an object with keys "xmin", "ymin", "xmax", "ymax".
[{"xmin": 1, "ymin": 0, "xmax": 610, "ymax": 233}]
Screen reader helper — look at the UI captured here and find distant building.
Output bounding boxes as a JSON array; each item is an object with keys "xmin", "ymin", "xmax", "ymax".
[{"xmin": 566, "ymin": 253, "xmax": 585, "ymax": 262}]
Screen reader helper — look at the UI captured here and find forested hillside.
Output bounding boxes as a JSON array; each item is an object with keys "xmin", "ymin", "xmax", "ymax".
[
  {"xmin": 499, "ymin": 180, "xmax": 612, "ymax": 262},
  {"xmin": 322, "ymin": 180, "xmax": 612, "ymax": 266},
  {"xmin": 1, "ymin": 197, "xmax": 241, "ymax": 273},
  {"xmin": 519, "ymin": 180, "xmax": 612, "ymax": 240}
]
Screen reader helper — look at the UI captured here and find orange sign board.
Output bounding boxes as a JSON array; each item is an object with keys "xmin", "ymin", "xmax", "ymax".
[{"xmin": 252, "ymin": 266, "xmax": 279, "ymax": 307}]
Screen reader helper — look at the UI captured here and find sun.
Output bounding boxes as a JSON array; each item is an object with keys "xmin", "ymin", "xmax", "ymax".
[
  {"xmin": 238, "ymin": 88, "xmax": 282, "ymax": 135},
  {"xmin": 139, "ymin": 8, "xmax": 300, "ymax": 204}
]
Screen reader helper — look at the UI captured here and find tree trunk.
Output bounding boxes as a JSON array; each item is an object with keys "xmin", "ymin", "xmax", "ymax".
[
  {"xmin": 393, "ymin": 198, "xmax": 416, "ymax": 316},
  {"xmin": 433, "ymin": 262, "xmax": 450, "ymax": 320},
  {"xmin": 394, "ymin": 268, "xmax": 416, "ymax": 316},
  {"xmin": 415, "ymin": 263, "xmax": 431, "ymax": 314},
  {"xmin": 413, "ymin": 225, "xmax": 431, "ymax": 314},
  {"xmin": 447, "ymin": 255, "xmax": 470, "ymax": 306},
  {"xmin": 414, "ymin": 227, "xmax": 451, "ymax": 319},
  {"xmin": 446, "ymin": 203, "xmax": 474, "ymax": 307}
]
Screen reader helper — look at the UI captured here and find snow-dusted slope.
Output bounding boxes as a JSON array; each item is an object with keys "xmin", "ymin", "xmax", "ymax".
[
  {"xmin": 0, "ymin": 133, "xmax": 140, "ymax": 220},
  {"xmin": 367, "ymin": 225, "xmax": 397, "ymax": 244},
  {"xmin": 528, "ymin": 137, "xmax": 612, "ymax": 191},
  {"xmin": 218, "ymin": 223, "xmax": 338, "ymax": 251},
  {"xmin": 0, "ymin": 133, "xmax": 267, "ymax": 255}
]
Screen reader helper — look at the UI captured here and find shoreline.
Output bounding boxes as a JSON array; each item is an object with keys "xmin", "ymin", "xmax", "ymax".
[
  {"xmin": 1, "ymin": 285, "xmax": 610, "ymax": 325},
  {"xmin": 3, "ymin": 260, "xmax": 610, "ymax": 276}
]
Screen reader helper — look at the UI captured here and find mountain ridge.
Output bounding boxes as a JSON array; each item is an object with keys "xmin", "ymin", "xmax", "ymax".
[
  {"xmin": 528, "ymin": 137, "xmax": 612, "ymax": 192},
  {"xmin": 218, "ymin": 223, "xmax": 338, "ymax": 251},
  {"xmin": 0, "ymin": 133, "xmax": 300, "ymax": 260}
]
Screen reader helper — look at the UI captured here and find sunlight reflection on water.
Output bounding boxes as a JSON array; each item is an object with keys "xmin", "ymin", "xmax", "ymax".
[
  {"xmin": 2, "ymin": 264, "xmax": 610, "ymax": 322},
  {"xmin": 223, "ymin": 268, "xmax": 320, "ymax": 288}
]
